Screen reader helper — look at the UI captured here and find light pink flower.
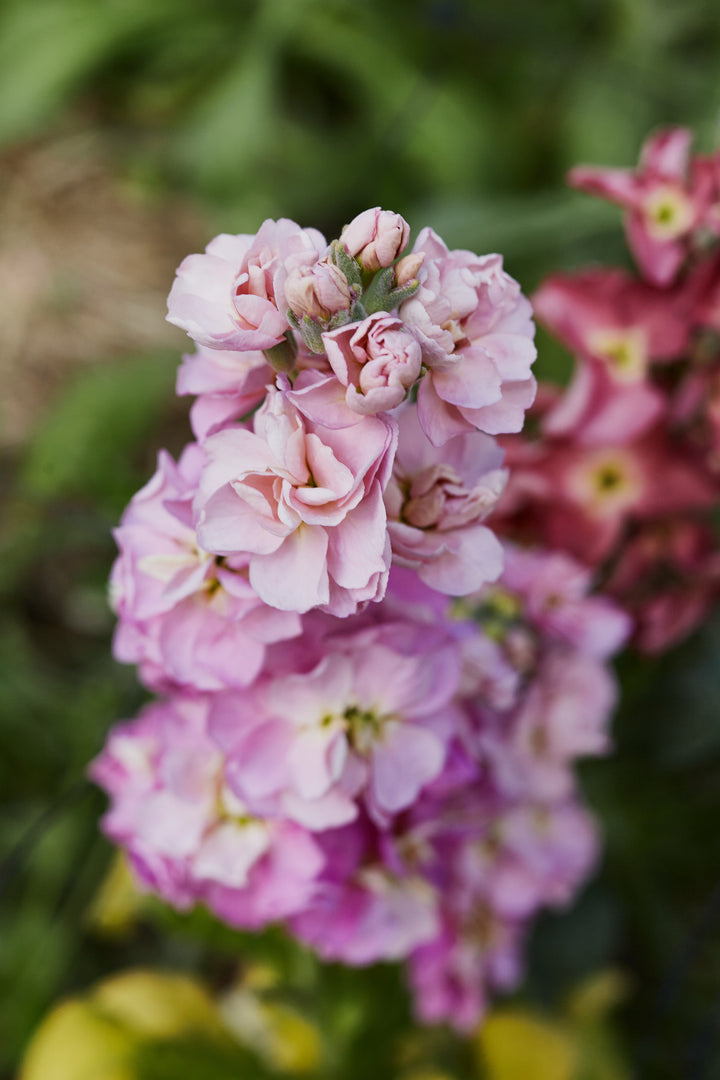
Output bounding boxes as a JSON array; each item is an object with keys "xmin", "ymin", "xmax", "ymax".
[
  {"xmin": 167, "ymin": 219, "xmax": 326, "ymax": 352},
  {"xmin": 213, "ymin": 625, "xmax": 461, "ymax": 830},
  {"xmin": 111, "ymin": 443, "xmax": 300, "ymax": 692},
  {"xmin": 322, "ymin": 313, "xmax": 422, "ymax": 414},
  {"xmin": 90, "ymin": 696, "xmax": 325, "ymax": 928},
  {"xmin": 176, "ymin": 345, "xmax": 272, "ymax": 440},
  {"xmin": 385, "ymin": 404, "xmax": 506, "ymax": 594},
  {"xmin": 400, "ymin": 229, "xmax": 536, "ymax": 445},
  {"xmin": 500, "ymin": 544, "xmax": 631, "ymax": 659},
  {"xmin": 194, "ymin": 374, "xmax": 397, "ymax": 615},
  {"xmin": 340, "ymin": 208, "xmax": 410, "ymax": 271},
  {"xmin": 291, "ymin": 867, "xmax": 439, "ymax": 965}
]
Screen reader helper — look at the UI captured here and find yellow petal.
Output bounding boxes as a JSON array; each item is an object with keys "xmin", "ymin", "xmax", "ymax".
[
  {"xmin": 20, "ymin": 1000, "xmax": 134, "ymax": 1080},
  {"xmin": 86, "ymin": 853, "xmax": 146, "ymax": 937},
  {"xmin": 477, "ymin": 1008, "xmax": 577, "ymax": 1080},
  {"xmin": 91, "ymin": 969, "xmax": 225, "ymax": 1041}
]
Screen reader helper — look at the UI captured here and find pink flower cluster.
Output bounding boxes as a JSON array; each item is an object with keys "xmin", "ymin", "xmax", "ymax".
[
  {"xmin": 496, "ymin": 128, "xmax": 720, "ymax": 653},
  {"xmin": 93, "ymin": 207, "xmax": 629, "ymax": 1029}
]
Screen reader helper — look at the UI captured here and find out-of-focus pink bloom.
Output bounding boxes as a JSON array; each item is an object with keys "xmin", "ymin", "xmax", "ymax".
[
  {"xmin": 322, "ymin": 313, "xmax": 422, "ymax": 414},
  {"xmin": 541, "ymin": 359, "xmax": 664, "ymax": 446},
  {"xmin": 500, "ymin": 544, "xmax": 631, "ymax": 658},
  {"xmin": 194, "ymin": 374, "xmax": 397, "ymax": 615},
  {"xmin": 167, "ymin": 219, "xmax": 326, "ymax": 352},
  {"xmin": 90, "ymin": 696, "xmax": 324, "ymax": 927},
  {"xmin": 110, "ymin": 443, "xmax": 300, "ymax": 692},
  {"xmin": 533, "ymin": 268, "xmax": 694, "ymax": 370},
  {"xmin": 485, "ymin": 650, "xmax": 617, "ymax": 801},
  {"xmin": 569, "ymin": 128, "xmax": 711, "ymax": 286},
  {"xmin": 605, "ymin": 518, "xmax": 720, "ymax": 653},
  {"xmin": 400, "ymin": 229, "xmax": 536, "ymax": 444},
  {"xmin": 340, "ymin": 208, "xmax": 410, "ymax": 271},
  {"xmin": 498, "ymin": 419, "xmax": 717, "ymax": 565},
  {"xmin": 405, "ymin": 797, "xmax": 598, "ymax": 1031},
  {"xmin": 215, "ymin": 626, "xmax": 461, "ymax": 829},
  {"xmin": 385, "ymin": 404, "xmax": 507, "ymax": 594},
  {"xmin": 284, "ymin": 255, "xmax": 353, "ymax": 322},
  {"xmin": 291, "ymin": 866, "xmax": 439, "ymax": 965}
]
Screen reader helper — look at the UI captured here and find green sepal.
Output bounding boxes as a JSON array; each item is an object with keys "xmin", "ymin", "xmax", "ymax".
[
  {"xmin": 384, "ymin": 278, "xmax": 420, "ymax": 309},
  {"xmin": 362, "ymin": 266, "xmax": 395, "ymax": 314},
  {"xmin": 263, "ymin": 330, "xmax": 298, "ymax": 372},
  {"xmin": 331, "ymin": 240, "xmax": 363, "ymax": 289},
  {"xmin": 350, "ymin": 300, "xmax": 368, "ymax": 322},
  {"xmin": 301, "ymin": 315, "xmax": 326, "ymax": 354}
]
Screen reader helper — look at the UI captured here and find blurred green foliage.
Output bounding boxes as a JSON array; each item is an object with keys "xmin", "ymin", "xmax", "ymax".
[{"xmin": 2, "ymin": 0, "xmax": 720, "ymax": 1077}]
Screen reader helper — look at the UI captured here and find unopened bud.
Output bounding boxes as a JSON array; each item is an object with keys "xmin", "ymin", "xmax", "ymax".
[
  {"xmin": 284, "ymin": 257, "xmax": 352, "ymax": 322},
  {"xmin": 394, "ymin": 252, "xmax": 425, "ymax": 287},
  {"xmin": 341, "ymin": 208, "xmax": 410, "ymax": 272}
]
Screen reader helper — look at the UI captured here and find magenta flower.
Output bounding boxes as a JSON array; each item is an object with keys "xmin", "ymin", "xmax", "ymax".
[
  {"xmin": 167, "ymin": 219, "xmax": 326, "ymax": 352},
  {"xmin": 194, "ymin": 374, "xmax": 397, "ymax": 615},
  {"xmin": 400, "ymin": 229, "xmax": 536, "ymax": 445}
]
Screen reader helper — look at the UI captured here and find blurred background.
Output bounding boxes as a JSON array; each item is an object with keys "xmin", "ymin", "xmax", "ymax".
[{"xmin": 2, "ymin": 1, "xmax": 720, "ymax": 1077}]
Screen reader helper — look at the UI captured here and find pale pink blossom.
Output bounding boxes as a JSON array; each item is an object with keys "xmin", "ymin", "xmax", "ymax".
[
  {"xmin": 194, "ymin": 374, "xmax": 397, "ymax": 615},
  {"xmin": 385, "ymin": 404, "xmax": 507, "ymax": 594},
  {"xmin": 400, "ymin": 229, "xmax": 536, "ymax": 444},
  {"xmin": 90, "ymin": 696, "xmax": 324, "ymax": 927},
  {"xmin": 167, "ymin": 219, "xmax": 326, "ymax": 352},
  {"xmin": 322, "ymin": 313, "xmax": 422, "ymax": 414},
  {"xmin": 111, "ymin": 443, "xmax": 300, "ymax": 692},
  {"xmin": 340, "ymin": 208, "xmax": 410, "ymax": 271},
  {"xmin": 176, "ymin": 345, "xmax": 271, "ymax": 440},
  {"xmin": 214, "ymin": 627, "xmax": 461, "ymax": 830}
]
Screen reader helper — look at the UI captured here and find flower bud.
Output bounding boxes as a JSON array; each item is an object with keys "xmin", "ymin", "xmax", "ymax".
[
  {"xmin": 394, "ymin": 252, "xmax": 425, "ymax": 287},
  {"xmin": 341, "ymin": 208, "xmax": 410, "ymax": 272},
  {"xmin": 284, "ymin": 256, "xmax": 352, "ymax": 322}
]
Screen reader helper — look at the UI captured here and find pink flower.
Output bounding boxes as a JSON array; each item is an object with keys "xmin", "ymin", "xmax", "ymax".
[
  {"xmin": 533, "ymin": 268, "xmax": 694, "ymax": 370},
  {"xmin": 385, "ymin": 404, "xmax": 507, "ymax": 594},
  {"xmin": 605, "ymin": 519, "xmax": 720, "ymax": 653},
  {"xmin": 500, "ymin": 544, "xmax": 631, "ymax": 659},
  {"xmin": 176, "ymin": 345, "xmax": 272, "ymax": 440},
  {"xmin": 90, "ymin": 696, "xmax": 325, "ymax": 928},
  {"xmin": 284, "ymin": 255, "xmax": 353, "ymax": 322},
  {"xmin": 167, "ymin": 219, "xmax": 326, "ymax": 352},
  {"xmin": 486, "ymin": 650, "xmax": 617, "ymax": 801},
  {"xmin": 194, "ymin": 374, "xmax": 397, "ymax": 615},
  {"xmin": 568, "ymin": 128, "xmax": 713, "ymax": 286},
  {"xmin": 213, "ymin": 623, "xmax": 461, "ymax": 829},
  {"xmin": 322, "ymin": 313, "xmax": 422, "ymax": 414},
  {"xmin": 291, "ymin": 867, "xmax": 439, "ymax": 965},
  {"xmin": 340, "ymin": 208, "xmax": 410, "ymax": 271},
  {"xmin": 111, "ymin": 443, "xmax": 300, "ymax": 692},
  {"xmin": 400, "ymin": 229, "xmax": 536, "ymax": 445}
]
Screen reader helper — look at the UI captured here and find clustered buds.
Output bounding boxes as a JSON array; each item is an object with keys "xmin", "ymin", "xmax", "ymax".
[{"xmin": 93, "ymin": 205, "xmax": 632, "ymax": 1030}]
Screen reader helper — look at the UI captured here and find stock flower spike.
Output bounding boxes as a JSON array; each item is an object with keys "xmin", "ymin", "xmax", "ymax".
[{"xmin": 94, "ymin": 202, "xmax": 646, "ymax": 1032}]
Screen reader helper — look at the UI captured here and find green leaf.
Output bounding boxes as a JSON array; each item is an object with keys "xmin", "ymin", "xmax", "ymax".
[{"xmin": 20, "ymin": 352, "xmax": 178, "ymax": 508}]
